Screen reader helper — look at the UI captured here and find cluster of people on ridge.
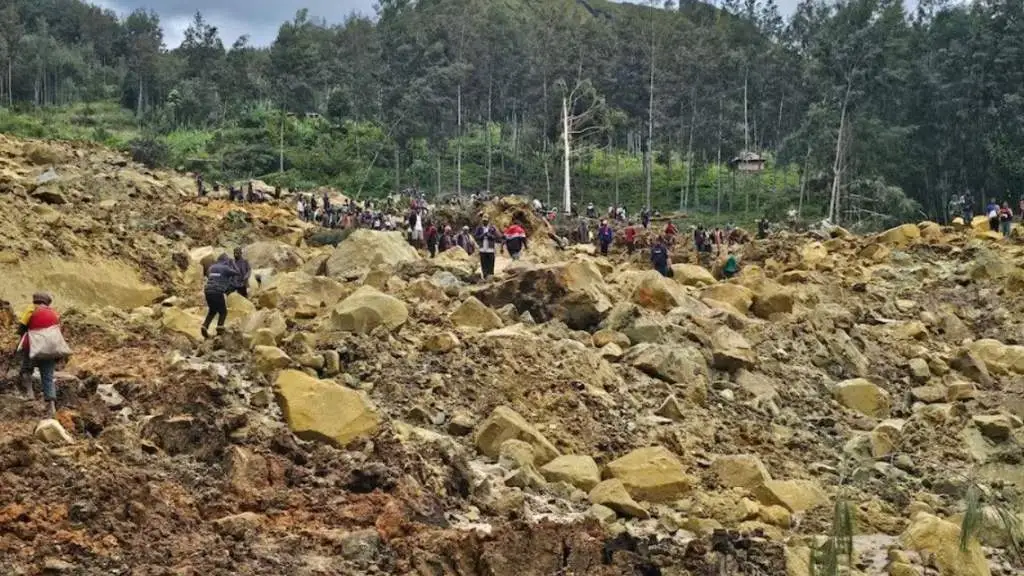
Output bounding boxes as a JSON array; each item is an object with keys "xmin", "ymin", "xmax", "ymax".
[{"xmin": 949, "ymin": 194, "xmax": 1024, "ymax": 237}]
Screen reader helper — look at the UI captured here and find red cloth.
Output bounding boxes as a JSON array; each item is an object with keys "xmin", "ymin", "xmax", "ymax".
[
  {"xmin": 19, "ymin": 305, "xmax": 60, "ymax": 352},
  {"xmin": 624, "ymin": 226, "xmax": 636, "ymax": 242},
  {"xmin": 664, "ymin": 223, "xmax": 677, "ymax": 236},
  {"xmin": 504, "ymin": 224, "xmax": 526, "ymax": 238}
]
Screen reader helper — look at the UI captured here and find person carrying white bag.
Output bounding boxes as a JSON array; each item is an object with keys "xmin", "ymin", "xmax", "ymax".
[{"xmin": 17, "ymin": 292, "xmax": 71, "ymax": 416}]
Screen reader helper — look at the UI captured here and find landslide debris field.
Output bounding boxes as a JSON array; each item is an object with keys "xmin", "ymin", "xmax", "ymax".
[{"xmin": 0, "ymin": 134, "xmax": 1022, "ymax": 576}]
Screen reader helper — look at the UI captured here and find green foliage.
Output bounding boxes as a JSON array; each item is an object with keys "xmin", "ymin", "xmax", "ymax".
[
  {"xmin": 811, "ymin": 491, "xmax": 856, "ymax": 576},
  {"xmin": 127, "ymin": 135, "xmax": 169, "ymax": 168}
]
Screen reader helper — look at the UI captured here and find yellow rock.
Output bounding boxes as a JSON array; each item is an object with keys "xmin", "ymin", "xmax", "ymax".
[
  {"xmin": 969, "ymin": 339, "xmax": 1024, "ymax": 375},
  {"xmin": 422, "ymin": 331, "xmax": 460, "ymax": 353},
  {"xmin": 474, "ymin": 406, "xmax": 560, "ymax": 465},
  {"xmin": 593, "ymin": 328, "xmax": 630, "ymax": 348},
  {"xmin": 877, "ymin": 223, "xmax": 921, "ymax": 246},
  {"xmin": 710, "ymin": 326, "xmax": 757, "ymax": 371},
  {"xmin": 889, "ymin": 561, "xmax": 921, "ymax": 576},
  {"xmin": 919, "ymin": 221, "xmax": 943, "ymax": 240},
  {"xmin": 753, "ymin": 479, "xmax": 828, "ymax": 512},
  {"xmin": 450, "ymin": 296, "xmax": 503, "ymax": 331},
  {"xmin": 751, "ymin": 283, "xmax": 794, "ymax": 318},
  {"xmin": 328, "ymin": 286, "xmax": 409, "ymax": 334},
  {"xmin": 588, "ymin": 479, "xmax": 649, "ymax": 519},
  {"xmin": 240, "ymin": 309, "xmax": 288, "ymax": 345},
  {"xmin": 834, "ymin": 378, "xmax": 892, "ymax": 418},
  {"xmin": 799, "ymin": 242, "xmax": 829, "ymax": 268},
  {"xmin": 859, "ymin": 243, "xmax": 892, "ymax": 262},
  {"xmin": 606, "ymin": 446, "xmax": 693, "ymax": 503},
  {"xmin": 325, "ymin": 229, "xmax": 420, "ymax": 278},
  {"xmin": 900, "ymin": 513, "xmax": 990, "ymax": 576},
  {"xmin": 870, "ymin": 419, "xmax": 906, "ymax": 458},
  {"xmin": 632, "ymin": 270, "xmax": 690, "ymax": 312},
  {"xmin": 253, "ymin": 346, "xmax": 292, "ymax": 375},
  {"xmin": 671, "ymin": 264, "xmax": 716, "ymax": 287},
  {"xmin": 161, "ymin": 307, "xmax": 204, "ymax": 341},
  {"xmin": 759, "ymin": 504, "xmax": 792, "ymax": 528},
  {"xmin": 701, "ymin": 283, "xmax": 754, "ymax": 314},
  {"xmin": 785, "ymin": 546, "xmax": 812, "ymax": 576},
  {"xmin": 0, "ymin": 255, "xmax": 163, "ymax": 311},
  {"xmin": 274, "ymin": 369, "xmax": 381, "ymax": 447},
  {"xmin": 540, "ymin": 455, "xmax": 601, "ymax": 491},
  {"xmin": 256, "ymin": 272, "xmax": 351, "ymax": 317},
  {"xmin": 711, "ymin": 454, "xmax": 772, "ymax": 491}
]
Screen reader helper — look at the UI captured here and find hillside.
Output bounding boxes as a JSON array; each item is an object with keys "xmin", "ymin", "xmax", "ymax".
[{"xmin": 0, "ymin": 135, "xmax": 1021, "ymax": 574}]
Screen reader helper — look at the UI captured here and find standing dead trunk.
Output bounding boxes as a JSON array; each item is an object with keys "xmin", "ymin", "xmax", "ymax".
[
  {"xmin": 562, "ymin": 96, "xmax": 571, "ymax": 213},
  {"xmin": 394, "ymin": 144, "xmax": 400, "ymax": 194},
  {"xmin": 829, "ymin": 82, "xmax": 853, "ymax": 224},
  {"xmin": 457, "ymin": 83, "xmax": 463, "ymax": 196},
  {"xmin": 716, "ymin": 96, "xmax": 723, "ymax": 217},
  {"xmin": 798, "ymin": 146, "xmax": 811, "ymax": 219},
  {"xmin": 486, "ymin": 77, "xmax": 493, "ymax": 193},
  {"xmin": 645, "ymin": 0, "xmax": 656, "ymax": 211},
  {"xmin": 278, "ymin": 107, "xmax": 285, "ymax": 173}
]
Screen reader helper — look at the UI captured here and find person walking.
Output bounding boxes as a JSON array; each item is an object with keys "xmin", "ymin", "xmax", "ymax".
[
  {"xmin": 650, "ymin": 237, "xmax": 673, "ymax": 278},
  {"xmin": 598, "ymin": 219, "xmax": 614, "ymax": 256},
  {"xmin": 17, "ymin": 293, "xmax": 70, "ymax": 416},
  {"xmin": 624, "ymin": 221, "xmax": 637, "ymax": 254},
  {"xmin": 987, "ymin": 198, "xmax": 1000, "ymax": 232},
  {"xmin": 475, "ymin": 216, "xmax": 500, "ymax": 279},
  {"xmin": 999, "ymin": 201, "xmax": 1014, "ymax": 237},
  {"xmin": 425, "ymin": 221, "xmax": 439, "ymax": 258},
  {"xmin": 456, "ymin": 226, "xmax": 476, "ymax": 255},
  {"xmin": 201, "ymin": 254, "xmax": 240, "ymax": 339}
]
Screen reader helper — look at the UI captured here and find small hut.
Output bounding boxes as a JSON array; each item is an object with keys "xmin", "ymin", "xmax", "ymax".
[{"xmin": 730, "ymin": 151, "xmax": 766, "ymax": 173}]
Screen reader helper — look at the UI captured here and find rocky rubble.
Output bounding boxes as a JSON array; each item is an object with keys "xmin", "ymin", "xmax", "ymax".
[{"xmin": 0, "ymin": 136, "xmax": 1023, "ymax": 575}]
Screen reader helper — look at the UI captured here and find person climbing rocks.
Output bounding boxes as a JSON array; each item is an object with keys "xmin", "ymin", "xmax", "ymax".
[
  {"xmin": 297, "ymin": 197, "xmax": 306, "ymax": 222},
  {"xmin": 17, "ymin": 292, "xmax": 69, "ymax": 417},
  {"xmin": 439, "ymin": 225, "xmax": 455, "ymax": 252},
  {"xmin": 999, "ymin": 201, "xmax": 1014, "ymax": 236},
  {"xmin": 201, "ymin": 254, "xmax": 240, "ymax": 339},
  {"xmin": 694, "ymin": 225, "xmax": 706, "ymax": 253},
  {"xmin": 503, "ymin": 222, "xmax": 528, "ymax": 261},
  {"xmin": 641, "ymin": 209, "xmax": 651, "ymax": 229},
  {"xmin": 723, "ymin": 252, "xmax": 740, "ymax": 279},
  {"xmin": 586, "ymin": 203, "xmax": 596, "ymax": 219},
  {"xmin": 650, "ymin": 237, "xmax": 673, "ymax": 278},
  {"xmin": 598, "ymin": 219, "xmax": 614, "ymax": 256},
  {"xmin": 757, "ymin": 218, "xmax": 770, "ymax": 239},
  {"xmin": 664, "ymin": 220, "xmax": 678, "ymax": 246},
  {"xmin": 624, "ymin": 221, "xmax": 637, "ymax": 254},
  {"xmin": 987, "ymin": 198, "xmax": 1000, "ymax": 232},
  {"xmin": 475, "ymin": 216, "xmax": 500, "ymax": 279},
  {"xmin": 425, "ymin": 221, "xmax": 439, "ymax": 258},
  {"xmin": 196, "ymin": 173, "xmax": 205, "ymax": 197},
  {"xmin": 456, "ymin": 226, "xmax": 476, "ymax": 255},
  {"xmin": 233, "ymin": 247, "xmax": 252, "ymax": 298}
]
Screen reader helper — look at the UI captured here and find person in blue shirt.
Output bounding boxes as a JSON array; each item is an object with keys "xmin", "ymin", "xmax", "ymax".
[
  {"xmin": 986, "ymin": 198, "xmax": 1000, "ymax": 232},
  {"xmin": 597, "ymin": 219, "xmax": 614, "ymax": 256},
  {"xmin": 650, "ymin": 237, "xmax": 673, "ymax": 278}
]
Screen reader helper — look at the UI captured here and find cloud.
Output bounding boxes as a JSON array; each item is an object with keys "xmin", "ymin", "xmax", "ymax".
[{"xmin": 90, "ymin": 0, "xmax": 377, "ymax": 47}]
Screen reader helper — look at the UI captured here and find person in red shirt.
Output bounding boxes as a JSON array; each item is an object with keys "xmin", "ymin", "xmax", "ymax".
[
  {"xmin": 664, "ymin": 220, "xmax": 678, "ymax": 245},
  {"xmin": 624, "ymin": 221, "xmax": 637, "ymax": 254},
  {"xmin": 503, "ymin": 223, "xmax": 528, "ymax": 260},
  {"xmin": 17, "ymin": 292, "xmax": 63, "ymax": 415}
]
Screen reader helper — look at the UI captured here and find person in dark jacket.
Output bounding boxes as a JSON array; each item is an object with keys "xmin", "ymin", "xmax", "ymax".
[
  {"xmin": 439, "ymin": 225, "xmax": 455, "ymax": 252},
  {"xmin": 597, "ymin": 219, "xmax": 614, "ymax": 256},
  {"xmin": 425, "ymin": 222, "xmax": 439, "ymax": 257},
  {"xmin": 475, "ymin": 216, "xmax": 501, "ymax": 278},
  {"xmin": 202, "ymin": 254, "xmax": 239, "ymax": 339},
  {"xmin": 456, "ymin": 226, "xmax": 476, "ymax": 255},
  {"xmin": 650, "ymin": 237, "xmax": 673, "ymax": 278},
  {"xmin": 233, "ymin": 247, "xmax": 252, "ymax": 298}
]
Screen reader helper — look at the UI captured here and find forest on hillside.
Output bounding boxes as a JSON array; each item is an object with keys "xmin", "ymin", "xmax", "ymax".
[{"xmin": 1, "ymin": 0, "xmax": 1023, "ymax": 227}]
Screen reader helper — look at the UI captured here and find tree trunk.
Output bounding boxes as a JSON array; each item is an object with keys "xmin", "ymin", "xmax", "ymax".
[
  {"xmin": 798, "ymin": 146, "xmax": 810, "ymax": 218},
  {"xmin": 394, "ymin": 143, "xmax": 400, "ymax": 193},
  {"xmin": 436, "ymin": 154, "xmax": 442, "ymax": 197},
  {"xmin": 716, "ymin": 97, "xmax": 723, "ymax": 217},
  {"xmin": 562, "ymin": 96, "xmax": 571, "ymax": 213},
  {"xmin": 457, "ymin": 82, "xmax": 462, "ymax": 196},
  {"xmin": 486, "ymin": 77, "xmax": 493, "ymax": 192},
  {"xmin": 743, "ymin": 68, "xmax": 749, "ymax": 152},
  {"xmin": 278, "ymin": 107, "xmax": 285, "ymax": 173},
  {"xmin": 645, "ymin": 0, "xmax": 655, "ymax": 211},
  {"xmin": 137, "ymin": 76, "xmax": 143, "ymax": 117},
  {"xmin": 829, "ymin": 82, "xmax": 853, "ymax": 224},
  {"xmin": 615, "ymin": 140, "xmax": 620, "ymax": 210}
]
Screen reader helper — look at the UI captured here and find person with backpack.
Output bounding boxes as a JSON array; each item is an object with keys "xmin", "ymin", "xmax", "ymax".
[
  {"xmin": 723, "ymin": 252, "xmax": 740, "ymax": 279},
  {"xmin": 650, "ymin": 237, "xmax": 673, "ymax": 278},
  {"xmin": 17, "ymin": 292, "xmax": 70, "ymax": 416},
  {"xmin": 201, "ymin": 254, "xmax": 240, "ymax": 339},
  {"xmin": 987, "ymin": 198, "xmax": 1000, "ymax": 232},
  {"xmin": 597, "ymin": 219, "xmax": 614, "ymax": 256},
  {"xmin": 503, "ymin": 222, "xmax": 528, "ymax": 260}
]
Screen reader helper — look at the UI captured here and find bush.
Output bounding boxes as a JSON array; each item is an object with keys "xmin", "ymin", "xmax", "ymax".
[{"xmin": 128, "ymin": 136, "xmax": 170, "ymax": 168}]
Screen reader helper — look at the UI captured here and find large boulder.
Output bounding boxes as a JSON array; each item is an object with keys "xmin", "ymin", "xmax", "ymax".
[
  {"xmin": 325, "ymin": 230, "xmax": 420, "ymax": 279},
  {"xmin": 253, "ymin": 346, "xmax": 292, "ymax": 375},
  {"xmin": 161, "ymin": 308, "xmax": 204, "ymax": 341},
  {"xmin": 326, "ymin": 286, "xmax": 409, "ymax": 334},
  {"xmin": 256, "ymin": 272, "xmax": 351, "ymax": 318},
  {"xmin": 834, "ymin": 378, "xmax": 891, "ymax": 418},
  {"xmin": 450, "ymin": 297, "xmax": 503, "ymax": 331},
  {"xmin": 671, "ymin": 264, "xmax": 716, "ymax": 287},
  {"xmin": 589, "ymin": 479, "xmax": 649, "ymax": 519},
  {"xmin": 877, "ymin": 223, "xmax": 921, "ymax": 246},
  {"xmin": 753, "ymin": 479, "xmax": 828, "ymax": 512},
  {"xmin": 969, "ymin": 339, "xmax": 1024, "ymax": 375},
  {"xmin": 751, "ymin": 282, "xmax": 794, "ymax": 318},
  {"xmin": 631, "ymin": 270, "xmax": 690, "ymax": 312},
  {"xmin": 606, "ymin": 446, "xmax": 694, "ymax": 503},
  {"xmin": 274, "ymin": 370, "xmax": 381, "ymax": 447},
  {"xmin": 540, "ymin": 455, "xmax": 601, "ymax": 491},
  {"xmin": 244, "ymin": 241, "xmax": 304, "ymax": 272},
  {"xmin": 799, "ymin": 242, "xmax": 829, "ymax": 269},
  {"xmin": 2, "ymin": 255, "xmax": 163, "ymax": 311},
  {"xmin": 624, "ymin": 343, "xmax": 708, "ymax": 386},
  {"xmin": 701, "ymin": 283, "xmax": 754, "ymax": 315},
  {"xmin": 240, "ymin": 308, "xmax": 288, "ymax": 345},
  {"xmin": 710, "ymin": 326, "xmax": 757, "ymax": 371},
  {"xmin": 474, "ymin": 406, "xmax": 560, "ymax": 465},
  {"xmin": 479, "ymin": 260, "xmax": 613, "ymax": 329},
  {"xmin": 711, "ymin": 454, "xmax": 772, "ymax": 491},
  {"xmin": 901, "ymin": 513, "xmax": 990, "ymax": 576}
]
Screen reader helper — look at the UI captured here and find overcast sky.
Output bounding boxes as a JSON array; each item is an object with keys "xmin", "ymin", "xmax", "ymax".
[{"xmin": 89, "ymin": 1, "xmax": 871, "ymax": 48}]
